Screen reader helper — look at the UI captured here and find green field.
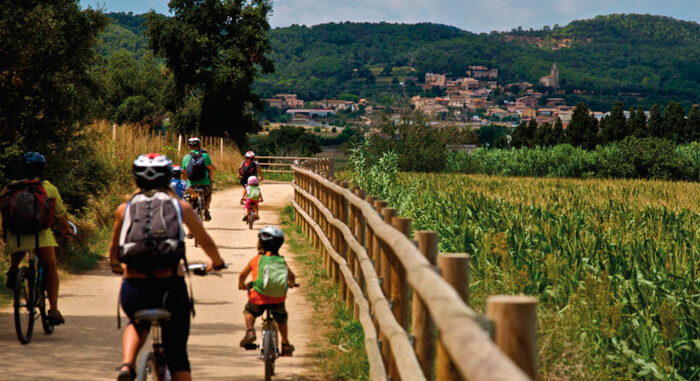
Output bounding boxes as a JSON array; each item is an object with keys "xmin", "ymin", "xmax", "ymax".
[{"xmin": 353, "ymin": 168, "xmax": 700, "ymax": 380}]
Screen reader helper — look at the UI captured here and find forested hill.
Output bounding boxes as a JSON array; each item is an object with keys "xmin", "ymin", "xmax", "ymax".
[{"xmin": 102, "ymin": 13, "xmax": 700, "ymax": 109}]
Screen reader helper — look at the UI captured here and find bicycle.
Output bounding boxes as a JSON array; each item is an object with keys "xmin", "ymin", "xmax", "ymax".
[
  {"xmin": 247, "ymin": 201, "xmax": 262, "ymax": 230},
  {"xmin": 184, "ymin": 188, "xmax": 205, "ymax": 247},
  {"xmin": 134, "ymin": 262, "xmax": 225, "ymax": 381},
  {"xmin": 247, "ymin": 282, "xmax": 299, "ymax": 381},
  {"xmin": 13, "ymin": 221, "xmax": 77, "ymax": 344}
]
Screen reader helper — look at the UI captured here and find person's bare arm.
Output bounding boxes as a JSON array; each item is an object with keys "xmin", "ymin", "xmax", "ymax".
[
  {"xmin": 180, "ymin": 200, "xmax": 224, "ymax": 271},
  {"xmin": 108, "ymin": 203, "xmax": 127, "ymax": 274},
  {"xmin": 207, "ymin": 164, "xmax": 217, "ymax": 183},
  {"xmin": 287, "ymin": 267, "xmax": 296, "ymax": 287},
  {"xmin": 239, "ymin": 262, "xmax": 252, "ymax": 290}
]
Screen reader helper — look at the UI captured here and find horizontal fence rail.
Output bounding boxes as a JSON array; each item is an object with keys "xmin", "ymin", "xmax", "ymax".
[
  {"xmin": 291, "ymin": 159, "xmax": 535, "ymax": 381},
  {"xmin": 256, "ymin": 156, "xmax": 314, "ymax": 175}
]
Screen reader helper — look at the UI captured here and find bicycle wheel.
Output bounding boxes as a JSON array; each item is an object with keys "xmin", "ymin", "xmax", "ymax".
[
  {"xmin": 136, "ymin": 350, "xmax": 160, "ymax": 381},
  {"xmin": 248, "ymin": 210, "xmax": 255, "ymax": 230},
  {"xmin": 13, "ymin": 267, "xmax": 35, "ymax": 344},
  {"xmin": 263, "ymin": 331, "xmax": 274, "ymax": 381},
  {"xmin": 39, "ymin": 287, "xmax": 54, "ymax": 335}
]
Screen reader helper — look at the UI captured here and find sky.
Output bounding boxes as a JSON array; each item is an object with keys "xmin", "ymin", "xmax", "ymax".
[{"xmin": 88, "ymin": 0, "xmax": 700, "ymax": 34}]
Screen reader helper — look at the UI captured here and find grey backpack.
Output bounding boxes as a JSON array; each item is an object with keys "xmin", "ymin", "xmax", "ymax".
[{"xmin": 118, "ymin": 191, "xmax": 185, "ymax": 272}]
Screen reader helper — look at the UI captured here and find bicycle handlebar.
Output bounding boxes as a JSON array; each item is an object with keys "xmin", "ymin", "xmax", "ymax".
[{"xmin": 187, "ymin": 262, "xmax": 228, "ymax": 276}]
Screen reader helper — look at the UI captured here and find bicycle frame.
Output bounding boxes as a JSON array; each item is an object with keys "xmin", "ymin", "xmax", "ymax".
[{"xmin": 135, "ymin": 309, "xmax": 172, "ymax": 381}]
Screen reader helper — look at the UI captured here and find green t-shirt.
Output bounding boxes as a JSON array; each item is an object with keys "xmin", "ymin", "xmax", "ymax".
[{"xmin": 182, "ymin": 150, "xmax": 213, "ymax": 186}]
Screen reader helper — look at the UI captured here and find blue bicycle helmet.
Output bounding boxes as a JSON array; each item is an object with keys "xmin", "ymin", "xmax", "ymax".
[{"xmin": 20, "ymin": 152, "xmax": 46, "ymax": 178}]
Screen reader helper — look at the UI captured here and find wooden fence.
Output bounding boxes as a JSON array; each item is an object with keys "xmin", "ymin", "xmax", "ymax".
[
  {"xmin": 256, "ymin": 156, "xmax": 314, "ymax": 176},
  {"xmin": 292, "ymin": 158, "xmax": 537, "ymax": 381}
]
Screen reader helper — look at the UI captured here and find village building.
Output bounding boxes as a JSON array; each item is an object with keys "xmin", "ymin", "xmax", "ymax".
[
  {"xmin": 546, "ymin": 98, "xmax": 566, "ymax": 107},
  {"xmin": 317, "ymin": 100, "xmax": 355, "ymax": 111},
  {"xmin": 516, "ymin": 96, "xmax": 539, "ymax": 109},
  {"xmin": 264, "ymin": 94, "xmax": 305, "ymax": 109},
  {"xmin": 425, "ymin": 73, "xmax": 447, "ymax": 87},
  {"xmin": 467, "ymin": 66, "xmax": 498, "ymax": 79},
  {"xmin": 540, "ymin": 63, "xmax": 559, "ymax": 88}
]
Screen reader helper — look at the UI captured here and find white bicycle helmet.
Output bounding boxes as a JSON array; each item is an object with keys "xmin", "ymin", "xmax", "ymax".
[
  {"xmin": 245, "ymin": 150, "xmax": 255, "ymax": 158},
  {"xmin": 247, "ymin": 176, "xmax": 259, "ymax": 186},
  {"xmin": 188, "ymin": 137, "xmax": 201, "ymax": 147},
  {"xmin": 259, "ymin": 225, "xmax": 284, "ymax": 252},
  {"xmin": 132, "ymin": 153, "xmax": 173, "ymax": 189}
]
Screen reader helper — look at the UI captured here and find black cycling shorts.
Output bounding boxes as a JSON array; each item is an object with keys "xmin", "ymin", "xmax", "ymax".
[
  {"xmin": 244, "ymin": 301, "xmax": 288, "ymax": 325},
  {"xmin": 120, "ymin": 277, "xmax": 191, "ymax": 373}
]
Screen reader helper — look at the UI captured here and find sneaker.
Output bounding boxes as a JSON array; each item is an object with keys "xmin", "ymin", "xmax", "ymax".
[
  {"xmin": 116, "ymin": 363, "xmax": 136, "ymax": 381},
  {"xmin": 281, "ymin": 342, "xmax": 295, "ymax": 356},
  {"xmin": 47, "ymin": 309, "xmax": 65, "ymax": 325},
  {"xmin": 5, "ymin": 268, "xmax": 17, "ymax": 290},
  {"xmin": 204, "ymin": 209, "xmax": 212, "ymax": 221},
  {"xmin": 240, "ymin": 328, "xmax": 256, "ymax": 348},
  {"xmin": 242, "ymin": 215, "xmax": 248, "ymax": 222}
]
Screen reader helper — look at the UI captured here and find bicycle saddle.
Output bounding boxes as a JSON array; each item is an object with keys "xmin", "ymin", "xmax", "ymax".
[{"xmin": 134, "ymin": 309, "xmax": 172, "ymax": 324}]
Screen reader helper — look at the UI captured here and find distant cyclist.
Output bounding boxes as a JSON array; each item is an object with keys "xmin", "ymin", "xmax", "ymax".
[
  {"xmin": 169, "ymin": 165, "xmax": 189, "ymax": 199},
  {"xmin": 109, "ymin": 153, "xmax": 225, "ymax": 381},
  {"xmin": 182, "ymin": 137, "xmax": 216, "ymax": 221},
  {"xmin": 238, "ymin": 151, "xmax": 262, "ymax": 205},
  {"xmin": 1, "ymin": 152, "xmax": 74, "ymax": 325}
]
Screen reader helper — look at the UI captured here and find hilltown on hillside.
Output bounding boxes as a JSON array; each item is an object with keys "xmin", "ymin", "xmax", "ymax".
[{"xmin": 263, "ymin": 64, "xmax": 627, "ymax": 128}]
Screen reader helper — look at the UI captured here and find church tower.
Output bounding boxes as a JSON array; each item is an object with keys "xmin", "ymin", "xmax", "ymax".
[{"xmin": 551, "ymin": 63, "xmax": 559, "ymax": 88}]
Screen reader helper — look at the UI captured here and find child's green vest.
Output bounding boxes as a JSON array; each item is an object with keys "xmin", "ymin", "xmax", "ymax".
[
  {"xmin": 248, "ymin": 186, "xmax": 261, "ymax": 201},
  {"xmin": 253, "ymin": 255, "xmax": 288, "ymax": 298}
]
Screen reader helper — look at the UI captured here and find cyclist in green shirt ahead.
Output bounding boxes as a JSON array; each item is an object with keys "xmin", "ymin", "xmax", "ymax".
[{"xmin": 182, "ymin": 137, "xmax": 216, "ymax": 222}]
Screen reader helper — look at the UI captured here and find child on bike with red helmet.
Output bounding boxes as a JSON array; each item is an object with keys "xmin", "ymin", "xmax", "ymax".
[
  {"xmin": 238, "ymin": 226, "xmax": 296, "ymax": 356},
  {"xmin": 242, "ymin": 176, "xmax": 263, "ymax": 222}
]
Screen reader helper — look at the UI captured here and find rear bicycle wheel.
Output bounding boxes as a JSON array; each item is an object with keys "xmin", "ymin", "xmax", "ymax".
[
  {"xmin": 13, "ymin": 267, "xmax": 35, "ymax": 344},
  {"xmin": 194, "ymin": 201, "xmax": 202, "ymax": 248},
  {"xmin": 263, "ymin": 330, "xmax": 274, "ymax": 381},
  {"xmin": 248, "ymin": 210, "xmax": 255, "ymax": 230},
  {"xmin": 136, "ymin": 349, "xmax": 160, "ymax": 381},
  {"xmin": 39, "ymin": 286, "xmax": 54, "ymax": 335}
]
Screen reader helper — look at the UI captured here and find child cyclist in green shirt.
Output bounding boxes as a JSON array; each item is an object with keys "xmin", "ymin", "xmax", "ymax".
[{"xmin": 238, "ymin": 226, "xmax": 297, "ymax": 356}]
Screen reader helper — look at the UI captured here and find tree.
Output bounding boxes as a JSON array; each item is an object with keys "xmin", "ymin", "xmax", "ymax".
[
  {"xmin": 366, "ymin": 72, "xmax": 376, "ymax": 84},
  {"xmin": 647, "ymin": 104, "xmax": 663, "ymax": 138},
  {"xmin": 551, "ymin": 117, "xmax": 565, "ymax": 145},
  {"xmin": 381, "ymin": 65, "xmax": 393, "ymax": 76},
  {"xmin": 94, "ymin": 50, "xmax": 168, "ymax": 126},
  {"xmin": 146, "ymin": 0, "xmax": 274, "ymax": 148},
  {"xmin": 686, "ymin": 107, "xmax": 700, "ymax": 142},
  {"xmin": 0, "ymin": 1, "xmax": 109, "ymax": 210},
  {"xmin": 600, "ymin": 101, "xmax": 628, "ymax": 144},
  {"xmin": 254, "ymin": 126, "xmax": 321, "ymax": 156},
  {"xmin": 662, "ymin": 101, "xmax": 687, "ymax": 143},
  {"xmin": 566, "ymin": 102, "xmax": 598, "ymax": 150},
  {"xmin": 629, "ymin": 106, "xmax": 647, "ymax": 138},
  {"xmin": 510, "ymin": 121, "xmax": 529, "ymax": 148}
]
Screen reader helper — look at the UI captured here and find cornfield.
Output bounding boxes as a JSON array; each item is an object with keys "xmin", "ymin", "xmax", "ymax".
[{"xmin": 348, "ymin": 150, "xmax": 700, "ymax": 380}]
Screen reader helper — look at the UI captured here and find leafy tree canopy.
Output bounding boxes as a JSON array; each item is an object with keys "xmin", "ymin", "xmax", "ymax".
[{"xmin": 146, "ymin": 0, "xmax": 275, "ymax": 148}]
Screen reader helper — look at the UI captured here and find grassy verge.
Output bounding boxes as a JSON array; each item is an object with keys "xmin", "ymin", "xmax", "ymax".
[{"xmin": 279, "ymin": 205, "xmax": 370, "ymax": 381}]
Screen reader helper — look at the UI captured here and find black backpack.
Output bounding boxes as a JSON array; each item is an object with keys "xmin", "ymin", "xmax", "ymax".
[
  {"xmin": 239, "ymin": 160, "xmax": 257, "ymax": 177},
  {"xmin": 118, "ymin": 191, "xmax": 185, "ymax": 272},
  {"xmin": 186, "ymin": 152, "xmax": 207, "ymax": 182}
]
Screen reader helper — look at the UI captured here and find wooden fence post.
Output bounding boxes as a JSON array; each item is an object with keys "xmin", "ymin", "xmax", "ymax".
[
  {"xmin": 437, "ymin": 254, "xmax": 470, "ymax": 381},
  {"xmin": 487, "ymin": 296, "xmax": 538, "ymax": 380},
  {"xmin": 413, "ymin": 231, "xmax": 439, "ymax": 381},
  {"xmin": 391, "ymin": 217, "xmax": 411, "ymax": 330}
]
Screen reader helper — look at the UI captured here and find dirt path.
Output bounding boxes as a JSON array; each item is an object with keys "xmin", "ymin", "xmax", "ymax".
[{"xmin": 0, "ymin": 181, "xmax": 320, "ymax": 380}]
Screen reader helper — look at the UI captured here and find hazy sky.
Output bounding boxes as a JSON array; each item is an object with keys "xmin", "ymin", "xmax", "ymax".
[{"xmin": 89, "ymin": 0, "xmax": 700, "ymax": 33}]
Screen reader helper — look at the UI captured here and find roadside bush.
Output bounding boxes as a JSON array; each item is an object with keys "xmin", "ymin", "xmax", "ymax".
[{"xmin": 597, "ymin": 137, "xmax": 696, "ymax": 180}]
